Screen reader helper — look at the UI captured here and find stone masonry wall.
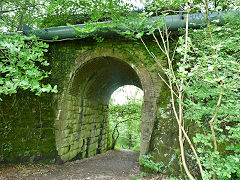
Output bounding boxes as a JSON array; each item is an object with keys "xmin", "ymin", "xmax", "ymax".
[
  {"xmin": 0, "ymin": 91, "xmax": 56, "ymax": 163},
  {"xmin": 55, "ymin": 93, "xmax": 111, "ymax": 162}
]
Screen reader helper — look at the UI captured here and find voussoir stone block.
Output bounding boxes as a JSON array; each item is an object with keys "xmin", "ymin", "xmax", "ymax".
[{"xmin": 59, "ymin": 146, "xmax": 69, "ymax": 156}]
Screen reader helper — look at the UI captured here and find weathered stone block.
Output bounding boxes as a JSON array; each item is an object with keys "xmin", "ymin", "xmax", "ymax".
[
  {"xmin": 84, "ymin": 130, "xmax": 91, "ymax": 138},
  {"xmin": 78, "ymin": 138, "xmax": 83, "ymax": 148},
  {"xmin": 61, "ymin": 153, "xmax": 70, "ymax": 162},
  {"xmin": 89, "ymin": 117, "xmax": 96, "ymax": 123},
  {"xmin": 81, "ymin": 130, "xmax": 86, "ymax": 138},
  {"xmin": 82, "ymin": 151, "xmax": 86, "ymax": 158},
  {"xmin": 59, "ymin": 146, "xmax": 69, "ymax": 156},
  {"xmin": 72, "ymin": 124, "xmax": 79, "ymax": 132},
  {"xmin": 83, "ymin": 99, "xmax": 88, "ymax": 107},
  {"xmin": 89, "ymin": 142, "xmax": 98, "ymax": 152},
  {"xmin": 89, "ymin": 150, "xmax": 96, "ymax": 157},
  {"xmin": 83, "ymin": 107, "xmax": 92, "ymax": 115},
  {"xmin": 72, "ymin": 141, "xmax": 79, "ymax": 150},
  {"xmin": 96, "ymin": 123, "xmax": 101, "ymax": 129},
  {"xmin": 81, "ymin": 125, "xmax": 86, "ymax": 131},
  {"xmin": 70, "ymin": 132, "xmax": 79, "ymax": 141},
  {"xmin": 96, "ymin": 129, "xmax": 100, "ymax": 136},
  {"xmin": 90, "ymin": 136, "xmax": 97, "ymax": 144},
  {"xmin": 64, "ymin": 129, "xmax": 71, "ymax": 136},
  {"xmin": 90, "ymin": 130, "xmax": 95, "ymax": 137},
  {"xmin": 82, "ymin": 115, "xmax": 90, "ymax": 124},
  {"xmin": 96, "ymin": 115, "xmax": 103, "ymax": 123},
  {"xmin": 66, "ymin": 101, "xmax": 74, "ymax": 111},
  {"xmin": 63, "ymin": 137, "xmax": 71, "ymax": 146}
]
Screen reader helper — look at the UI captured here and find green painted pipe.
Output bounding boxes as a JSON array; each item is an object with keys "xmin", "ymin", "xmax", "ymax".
[{"xmin": 23, "ymin": 11, "xmax": 239, "ymax": 40}]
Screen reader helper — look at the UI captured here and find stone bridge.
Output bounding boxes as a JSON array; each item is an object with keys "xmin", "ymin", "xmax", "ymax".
[{"xmin": 0, "ymin": 37, "xmax": 179, "ymax": 174}]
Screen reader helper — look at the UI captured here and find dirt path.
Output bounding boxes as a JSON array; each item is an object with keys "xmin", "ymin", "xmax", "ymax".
[{"xmin": 0, "ymin": 149, "xmax": 146, "ymax": 180}]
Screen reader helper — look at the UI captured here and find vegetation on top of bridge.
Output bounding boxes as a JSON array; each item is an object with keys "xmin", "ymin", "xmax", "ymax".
[{"xmin": 0, "ymin": 0, "xmax": 239, "ymax": 99}]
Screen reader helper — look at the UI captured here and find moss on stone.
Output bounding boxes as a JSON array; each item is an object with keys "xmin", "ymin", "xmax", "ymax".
[
  {"xmin": 0, "ymin": 37, "xmax": 184, "ymax": 177},
  {"xmin": 0, "ymin": 91, "xmax": 56, "ymax": 163}
]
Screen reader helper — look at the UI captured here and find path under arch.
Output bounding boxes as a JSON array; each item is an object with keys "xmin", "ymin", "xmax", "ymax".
[{"xmin": 0, "ymin": 150, "xmax": 146, "ymax": 180}]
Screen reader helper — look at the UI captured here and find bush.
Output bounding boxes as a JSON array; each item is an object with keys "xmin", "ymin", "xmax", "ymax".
[{"xmin": 139, "ymin": 155, "xmax": 164, "ymax": 173}]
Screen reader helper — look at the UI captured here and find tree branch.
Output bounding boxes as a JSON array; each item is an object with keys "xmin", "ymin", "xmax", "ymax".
[{"xmin": 111, "ymin": 118, "xmax": 138, "ymax": 149}]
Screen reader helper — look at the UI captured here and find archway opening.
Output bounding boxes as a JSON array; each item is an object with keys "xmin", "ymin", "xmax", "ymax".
[
  {"xmin": 109, "ymin": 85, "xmax": 143, "ymax": 151},
  {"xmin": 56, "ymin": 54, "xmax": 155, "ymax": 162}
]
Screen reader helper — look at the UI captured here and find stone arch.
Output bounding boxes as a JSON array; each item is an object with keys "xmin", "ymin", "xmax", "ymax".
[{"xmin": 55, "ymin": 47, "xmax": 157, "ymax": 162}]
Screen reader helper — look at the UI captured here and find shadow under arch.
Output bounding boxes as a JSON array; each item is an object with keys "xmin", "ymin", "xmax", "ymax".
[{"xmin": 55, "ymin": 49, "xmax": 157, "ymax": 162}]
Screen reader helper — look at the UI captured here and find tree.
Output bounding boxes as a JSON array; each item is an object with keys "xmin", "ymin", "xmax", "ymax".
[
  {"xmin": 109, "ymin": 101, "xmax": 142, "ymax": 151},
  {"xmin": 109, "ymin": 86, "xmax": 143, "ymax": 150},
  {"xmin": 0, "ymin": 0, "xmax": 60, "ymax": 100},
  {"xmin": 0, "ymin": 31, "xmax": 58, "ymax": 100}
]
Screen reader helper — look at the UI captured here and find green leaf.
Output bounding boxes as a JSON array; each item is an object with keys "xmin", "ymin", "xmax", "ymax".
[{"xmin": 136, "ymin": 32, "xmax": 144, "ymax": 39}]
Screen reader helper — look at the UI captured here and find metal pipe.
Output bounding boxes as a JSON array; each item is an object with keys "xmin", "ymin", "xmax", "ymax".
[{"xmin": 23, "ymin": 11, "xmax": 239, "ymax": 40}]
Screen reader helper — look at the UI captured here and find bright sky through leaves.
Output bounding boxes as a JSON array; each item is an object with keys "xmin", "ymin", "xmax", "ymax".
[
  {"xmin": 124, "ymin": 0, "xmax": 145, "ymax": 9},
  {"xmin": 111, "ymin": 85, "xmax": 143, "ymax": 105}
]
